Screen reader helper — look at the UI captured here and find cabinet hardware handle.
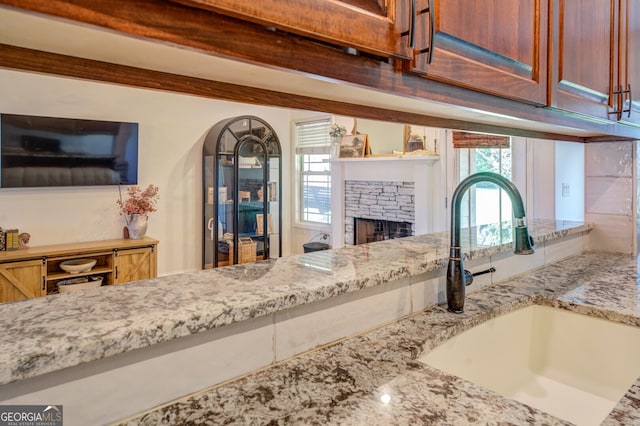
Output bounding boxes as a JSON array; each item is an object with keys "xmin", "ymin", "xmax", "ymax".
[
  {"xmin": 426, "ymin": 0, "xmax": 435, "ymax": 64},
  {"xmin": 609, "ymin": 85, "xmax": 623, "ymax": 121},
  {"xmin": 410, "ymin": 0, "xmax": 416, "ymax": 48},
  {"xmin": 622, "ymin": 84, "xmax": 632, "ymax": 119},
  {"xmin": 416, "ymin": 0, "xmax": 435, "ymax": 64},
  {"xmin": 402, "ymin": 0, "xmax": 416, "ymax": 48}
]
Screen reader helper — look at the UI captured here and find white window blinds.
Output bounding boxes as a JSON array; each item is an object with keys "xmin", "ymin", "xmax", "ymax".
[{"xmin": 295, "ymin": 118, "xmax": 331, "ymax": 155}]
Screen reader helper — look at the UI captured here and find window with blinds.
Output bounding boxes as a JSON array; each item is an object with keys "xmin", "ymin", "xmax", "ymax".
[
  {"xmin": 295, "ymin": 118, "xmax": 332, "ymax": 225},
  {"xmin": 295, "ymin": 119, "xmax": 332, "ymax": 155},
  {"xmin": 455, "ymin": 131, "xmax": 512, "ymax": 247}
]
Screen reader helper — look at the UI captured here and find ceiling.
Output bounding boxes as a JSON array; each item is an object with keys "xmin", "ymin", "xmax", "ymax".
[{"xmin": 0, "ymin": 6, "xmax": 596, "ymax": 137}]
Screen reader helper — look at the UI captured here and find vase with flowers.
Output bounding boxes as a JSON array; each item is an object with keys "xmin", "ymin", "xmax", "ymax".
[
  {"xmin": 117, "ymin": 184, "xmax": 159, "ymax": 239},
  {"xmin": 329, "ymin": 123, "xmax": 347, "ymax": 159}
]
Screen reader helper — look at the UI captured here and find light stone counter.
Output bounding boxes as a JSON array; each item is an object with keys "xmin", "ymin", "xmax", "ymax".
[
  {"xmin": 0, "ymin": 219, "xmax": 596, "ymax": 425},
  {"xmin": 122, "ymin": 251, "xmax": 640, "ymax": 425},
  {"xmin": 0, "ymin": 219, "xmax": 588, "ymax": 386}
]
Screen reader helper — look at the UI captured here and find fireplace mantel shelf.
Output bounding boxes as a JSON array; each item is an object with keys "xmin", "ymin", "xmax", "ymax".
[{"xmin": 331, "ymin": 155, "xmax": 439, "ymax": 163}]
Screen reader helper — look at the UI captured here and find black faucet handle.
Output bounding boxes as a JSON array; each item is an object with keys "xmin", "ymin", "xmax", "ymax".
[
  {"xmin": 472, "ymin": 267, "xmax": 496, "ymax": 277},
  {"xmin": 464, "ymin": 267, "xmax": 496, "ymax": 287}
]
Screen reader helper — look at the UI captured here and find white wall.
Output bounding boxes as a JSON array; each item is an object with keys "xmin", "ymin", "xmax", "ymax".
[
  {"xmin": 524, "ymin": 138, "xmax": 556, "ymax": 220},
  {"xmin": 514, "ymin": 138, "xmax": 583, "ymax": 223},
  {"xmin": 0, "ymin": 69, "xmax": 293, "ymax": 275},
  {"xmin": 511, "ymin": 137, "xmax": 529, "ymax": 214},
  {"xmin": 357, "ymin": 118, "xmax": 404, "ymax": 154},
  {"xmin": 555, "ymin": 141, "xmax": 585, "ymax": 221}
]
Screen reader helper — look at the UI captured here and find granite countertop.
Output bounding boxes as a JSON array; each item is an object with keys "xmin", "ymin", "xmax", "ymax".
[
  {"xmin": 0, "ymin": 219, "xmax": 588, "ymax": 387},
  {"xmin": 0, "ymin": 219, "xmax": 588, "ymax": 386},
  {"xmin": 121, "ymin": 251, "xmax": 640, "ymax": 425}
]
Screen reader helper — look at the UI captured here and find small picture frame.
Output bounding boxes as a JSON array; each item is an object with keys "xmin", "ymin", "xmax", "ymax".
[
  {"xmin": 406, "ymin": 136, "xmax": 425, "ymax": 152},
  {"xmin": 403, "ymin": 125, "xmax": 425, "ymax": 153},
  {"xmin": 339, "ymin": 134, "xmax": 368, "ymax": 159}
]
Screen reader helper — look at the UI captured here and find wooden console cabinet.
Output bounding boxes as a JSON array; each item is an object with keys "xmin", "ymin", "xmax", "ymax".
[{"xmin": 0, "ymin": 237, "xmax": 158, "ymax": 304}]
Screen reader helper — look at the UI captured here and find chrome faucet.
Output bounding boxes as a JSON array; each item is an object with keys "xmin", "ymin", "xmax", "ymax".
[{"xmin": 447, "ymin": 172, "xmax": 534, "ymax": 313}]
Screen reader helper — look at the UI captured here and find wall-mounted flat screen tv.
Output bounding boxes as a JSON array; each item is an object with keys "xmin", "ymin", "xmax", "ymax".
[{"xmin": 0, "ymin": 114, "xmax": 138, "ymax": 188}]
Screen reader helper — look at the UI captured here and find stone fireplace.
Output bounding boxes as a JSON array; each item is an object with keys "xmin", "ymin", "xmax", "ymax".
[
  {"xmin": 331, "ymin": 156, "xmax": 441, "ymax": 248},
  {"xmin": 345, "ymin": 180, "xmax": 415, "ymax": 245}
]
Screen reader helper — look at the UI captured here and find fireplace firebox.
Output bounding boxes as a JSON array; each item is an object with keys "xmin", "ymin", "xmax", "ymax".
[{"xmin": 353, "ymin": 218, "xmax": 412, "ymax": 245}]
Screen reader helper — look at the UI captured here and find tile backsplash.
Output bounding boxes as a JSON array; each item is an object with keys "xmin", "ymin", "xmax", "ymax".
[
  {"xmin": 586, "ymin": 141, "xmax": 633, "ymax": 178},
  {"xmin": 585, "ymin": 142, "xmax": 636, "ymax": 255}
]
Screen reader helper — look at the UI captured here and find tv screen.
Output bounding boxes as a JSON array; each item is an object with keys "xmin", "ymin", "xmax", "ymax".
[{"xmin": 0, "ymin": 114, "xmax": 138, "ymax": 188}]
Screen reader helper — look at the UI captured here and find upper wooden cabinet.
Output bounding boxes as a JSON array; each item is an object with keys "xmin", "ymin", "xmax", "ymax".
[
  {"xmin": 171, "ymin": 0, "xmax": 413, "ymax": 59},
  {"xmin": 406, "ymin": 0, "xmax": 549, "ymax": 105},
  {"xmin": 550, "ymin": 0, "xmax": 638, "ymax": 124},
  {"xmin": 549, "ymin": 0, "xmax": 617, "ymax": 120}
]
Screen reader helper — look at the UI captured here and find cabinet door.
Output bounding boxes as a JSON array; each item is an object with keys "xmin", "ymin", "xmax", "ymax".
[
  {"xmin": 407, "ymin": 0, "xmax": 549, "ymax": 105},
  {"xmin": 620, "ymin": 0, "xmax": 640, "ymax": 124},
  {"xmin": 0, "ymin": 259, "xmax": 45, "ymax": 303},
  {"xmin": 550, "ymin": 0, "xmax": 617, "ymax": 119},
  {"xmin": 170, "ymin": 0, "xmax": 412, "ymax": 59},
  {"xmin": 114, "ymin": 247, "xmax": 156, "ymax": 284},
  {"xmin": 235, "ymin": 138, "xmax": 267, "ymax": 263}
]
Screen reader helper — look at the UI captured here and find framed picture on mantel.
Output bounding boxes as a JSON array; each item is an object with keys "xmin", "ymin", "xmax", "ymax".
[{"xmin": 339, "ymin": 134, "xmax": 368, "ymax": 158}]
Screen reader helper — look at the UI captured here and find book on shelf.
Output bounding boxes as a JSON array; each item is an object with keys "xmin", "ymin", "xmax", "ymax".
[{"xmin": 3, "ymin": 229, "xmax": 19, "ymax": 251}]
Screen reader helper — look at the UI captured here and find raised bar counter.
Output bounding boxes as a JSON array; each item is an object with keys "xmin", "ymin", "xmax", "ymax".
[{"xmin": 0, "ymin": 219, "xmax": 594, "ymax": 425}]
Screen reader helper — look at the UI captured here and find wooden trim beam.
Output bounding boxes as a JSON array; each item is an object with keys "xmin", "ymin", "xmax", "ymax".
[{"xmin": 0, "ymin": 43, "xmax": 588, "ymax": 141}]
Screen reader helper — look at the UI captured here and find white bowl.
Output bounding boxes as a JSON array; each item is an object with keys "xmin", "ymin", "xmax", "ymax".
[
  {"xmin": 60, "ymin": 258, "xmax": 97, "ymax": 274},
  {"xmin": 58, "ymin": 276, "xmax": 103, "ymax": 293}
]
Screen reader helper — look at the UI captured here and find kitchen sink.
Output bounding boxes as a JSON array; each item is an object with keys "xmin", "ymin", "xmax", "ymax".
[{"xmin": 419, "ymin": 305, "xmax": 640, "ymax": 426}]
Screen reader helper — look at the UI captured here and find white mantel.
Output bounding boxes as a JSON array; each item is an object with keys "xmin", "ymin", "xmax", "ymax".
[{"xmin": 331, "ymin": 156, "xmax": 441, "ymax": 248}]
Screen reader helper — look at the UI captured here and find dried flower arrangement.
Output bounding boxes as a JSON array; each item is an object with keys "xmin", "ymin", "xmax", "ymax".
[{"xmin": 117, "ymin": 184, "xmax": 159, "ymax": 216}]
